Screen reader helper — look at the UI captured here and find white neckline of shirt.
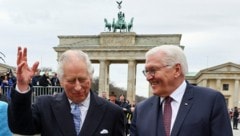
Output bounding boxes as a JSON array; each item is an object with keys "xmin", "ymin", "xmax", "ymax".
[
  {"xmin": 160, "ymin": 80, "xmax": 187, "ymax": 132},
  {"xmin": 69, "ymin": 92, "xmax": 90, "ymax": 130}
]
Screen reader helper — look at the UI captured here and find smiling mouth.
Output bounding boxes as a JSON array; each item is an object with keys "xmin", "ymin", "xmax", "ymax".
[{"xmin": 150, "ymin": 81, "xmax": 158, "ymax": 86}]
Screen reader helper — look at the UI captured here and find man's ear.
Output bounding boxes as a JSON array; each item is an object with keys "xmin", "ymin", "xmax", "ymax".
[{"xmin": 174, "ymin": 63, "xmax": 181, "ymax": 78}]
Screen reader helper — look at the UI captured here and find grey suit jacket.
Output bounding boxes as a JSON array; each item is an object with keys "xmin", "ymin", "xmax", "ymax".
[
  {"xmin": 130, "ymin": 82, "xmax": 233, "ymax": 136},
  {"xmin": 8, "ymin": 88, "xmax": 126, "ymax": 136}
]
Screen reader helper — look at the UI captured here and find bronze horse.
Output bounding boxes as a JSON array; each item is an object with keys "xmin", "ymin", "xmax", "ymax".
[
  {"xmin": 112, "ymin": 18, "xmax": 127, "ymax": 32},
  {"xmin": 127, "ymin": 17, "xmax": 134, "ymax": 32},
  {"xmin": 104, "ymin": 18, "xmax": 112, "ymax": 32}
]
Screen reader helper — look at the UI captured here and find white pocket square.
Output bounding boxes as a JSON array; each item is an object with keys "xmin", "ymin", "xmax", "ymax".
[{"xmin": 100, "ymin": 129, "xmax": 109, "ymax": 134}]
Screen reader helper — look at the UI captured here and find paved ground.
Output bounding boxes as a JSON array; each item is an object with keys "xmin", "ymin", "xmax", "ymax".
[
  {"xmin": 233, "ymin": 128, "xmax": 240, "ymax": 136},
  {"xmin": 233, "ymin": 130, "xmax": 240, "ymax": 136},
  {"xmin": 232, "ymin": 121, "xmax": 240, "ymax": 136}
]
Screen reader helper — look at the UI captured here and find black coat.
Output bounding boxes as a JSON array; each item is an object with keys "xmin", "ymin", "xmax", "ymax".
[{"xmin": 8, "ymin": 89, "xmax": 126, "ymax": 136}]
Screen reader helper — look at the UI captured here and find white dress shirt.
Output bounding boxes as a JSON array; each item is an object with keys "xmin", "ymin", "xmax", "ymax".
[
  {"xmin": 160, "ymin": 80, "xmax": 186, "ymax": 132},
  {"xmin": 69, "ymin": 92, "xmax": 90, "ymax": 130}
]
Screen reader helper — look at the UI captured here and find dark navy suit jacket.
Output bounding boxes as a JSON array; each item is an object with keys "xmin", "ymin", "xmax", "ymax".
[
  {"xmin": 8, "ymin": 89, "xmax": 126, "ymax": 136},
  {"xmin": 130, "ymin": 82, "xmax": 233, "ymax": 136}
]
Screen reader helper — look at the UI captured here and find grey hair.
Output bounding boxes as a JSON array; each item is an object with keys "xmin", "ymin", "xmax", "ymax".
[
  {"xmin": 145, "ymin": 45, "xmax": 188, "ymax": 75},
  {"xmin": 57, "ymin": 50, "xmax": 94, "ymax": 81}
]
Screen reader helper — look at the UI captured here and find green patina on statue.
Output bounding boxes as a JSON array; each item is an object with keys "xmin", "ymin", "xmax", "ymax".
[{"xmin": 104, "ymin": 1, "xmax": 134, "ymax": 32}]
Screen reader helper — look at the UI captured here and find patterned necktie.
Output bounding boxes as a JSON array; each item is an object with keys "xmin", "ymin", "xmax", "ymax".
[
  {"xmin": 163, "ymin": 96, "xmax": 172, "ymax": 136},
  {"xmin": 71, "ymin": 103, "xmax": 81, "ymax": 135}
]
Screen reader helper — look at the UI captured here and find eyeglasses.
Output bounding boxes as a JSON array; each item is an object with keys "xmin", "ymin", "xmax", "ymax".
[{"xmin": 142, "ymin": 65, "xmax": 169, "ymax": 77}]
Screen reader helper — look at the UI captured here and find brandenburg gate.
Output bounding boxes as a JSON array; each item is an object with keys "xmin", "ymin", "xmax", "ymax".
[{"xmin": 53, "ymin": 32, "xmax": 182, "ymax": 103}]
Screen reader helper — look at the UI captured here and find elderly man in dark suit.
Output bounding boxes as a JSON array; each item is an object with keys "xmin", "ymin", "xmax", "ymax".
[
  {"xmin": 130, "ymin": 45, "xmax": 232, "ymax": 136},
  {"xmin": 8, "ymin": 47, "xmax": 126, "ymax": 136}
]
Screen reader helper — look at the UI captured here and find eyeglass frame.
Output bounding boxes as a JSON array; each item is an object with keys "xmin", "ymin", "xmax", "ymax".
[{"xmin": 142, "ymin": 65, "xmax": 170, "ymax": 77}]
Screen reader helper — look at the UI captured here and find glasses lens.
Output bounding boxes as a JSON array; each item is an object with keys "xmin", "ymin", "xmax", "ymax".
[{"xmin": 142, "ymin": 70, "xmax": 154, "ymax": 77}]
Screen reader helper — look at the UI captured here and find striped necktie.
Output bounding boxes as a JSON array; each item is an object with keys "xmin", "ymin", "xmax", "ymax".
[{"xmin": 71, "ymin": 103, "xmax": 81, "ymax": 135}]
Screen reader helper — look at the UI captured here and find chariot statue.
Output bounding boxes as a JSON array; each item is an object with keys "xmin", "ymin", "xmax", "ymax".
[
  {"xmin": 112, "ymin": 11, "xmax": 127, "ymax": 32},
  {"xmin": 104, "ymin": 1, "xmax": 134, "ymax": 32}
]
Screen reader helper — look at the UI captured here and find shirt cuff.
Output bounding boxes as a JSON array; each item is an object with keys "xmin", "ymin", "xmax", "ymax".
[{"xmin": 15, "ymin": 85, "xmax": 30, "ymax": 94}]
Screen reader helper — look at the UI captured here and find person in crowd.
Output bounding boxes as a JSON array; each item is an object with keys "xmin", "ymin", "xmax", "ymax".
[
  {"xmin": 0, "ymin": 75, "xmax": 3, "ymax": 86},
  {"xmin": 233, "ymin": 106, "xmax": 239, "ymax": 129},
  {"xmin": 31, "ymin": 70, "xmax": 41, "ymax": 86},
  {"xmin": 229, "ymin": 108, "xmax": 233, "ymax": 120},
  {"xmin": 7, "ymin": 70, "xmax": 17, "ymax": 85},
  {"xmin": 0, "ymin": 88, "xmax": 8, "ymax": 102},
  {"xmin": 118, "ymin": 94, "xmax": 131, "ymax": 135},
  {"xmin": 109, "ymin": 92, "xmax": 120, "ymax": 105},
  {"xmin": 0, "ymin": 101, "xmax": 12, "ymax": 136},
  {"xmin": 130, "ymin": 45, "xmax": 232, "ymax": 136},
  {"xmin": 127, "ymin": 103, "xmax": 135, "ymax": 126},
  {"xmin": 1, "ymin": 75, "xmax": 9, "ymax": 89},
  {"xmin": 1, "ymin": 75, "xmax": 13, "ymax": 101},
  {"xmin": 101, "ymin": 91, "xmax": 108, "ymax": 100},
  {"xmin": 119, "ymin": 94, "xmax": 131, "ymax": 112},
  {"xmin": 50, "ymin": 72, "xmax": 60, "ymax": 86},
  {"xmin": 39, "ymin": 71, "xmax": 51, "ymax": 87},
  {"xmin": 8, "ymin": 47, "xmax": 126, "ymax": 136},
  {"xmin": 38, "ymin": 71, "xmax": 52, "ymax": 95}
]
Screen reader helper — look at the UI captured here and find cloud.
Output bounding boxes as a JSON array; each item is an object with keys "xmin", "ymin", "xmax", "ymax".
[{"xmin": 0, "ymin": 0, "xmax": 240, "ymax": 97}]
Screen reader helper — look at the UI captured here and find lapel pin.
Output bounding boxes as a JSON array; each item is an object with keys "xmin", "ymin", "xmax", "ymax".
[{"xmin": 184, "ymin": 103, "xmax": 188, "ymax": 106}]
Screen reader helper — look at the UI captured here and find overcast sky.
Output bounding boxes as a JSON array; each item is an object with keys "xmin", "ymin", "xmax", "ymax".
[{"xmin": 0, "ymin": 0, "xmax": 240, "ymax": 97}]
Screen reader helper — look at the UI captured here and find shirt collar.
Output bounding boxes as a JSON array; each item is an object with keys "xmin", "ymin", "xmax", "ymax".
[
  {"xmin": 81, "ymin": 92, "xmax": 90, "ymax": 108},
  {"xmin": 160, "ymin": 80, "xmax": 186, "ymax": 103},
  {"xmin": 170, "ymin": 80, "xmax": 187, "ymax": 103}
]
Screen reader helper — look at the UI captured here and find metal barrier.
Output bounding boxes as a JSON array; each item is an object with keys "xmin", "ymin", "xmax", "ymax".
[{"xmin": 2, "ymin": 86, "xmax": 64, "ymax": 103}]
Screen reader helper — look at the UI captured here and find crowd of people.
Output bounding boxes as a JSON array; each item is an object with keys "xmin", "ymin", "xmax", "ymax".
[
  {"xmin": 31, "ymin": 71, "xmax": 60, "ymax": 87},
  {"xmin": 0, "ymin": 70, "xmax": 61, "ymax": 102},
  {"xmin": 0, "ymin": 72, "xmax": 16, "ymax": 103}
]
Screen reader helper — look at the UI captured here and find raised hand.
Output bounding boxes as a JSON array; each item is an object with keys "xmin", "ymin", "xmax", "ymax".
[{"xmin": 16, "ymin": 47, "xmax": 39, "ymax": 91}]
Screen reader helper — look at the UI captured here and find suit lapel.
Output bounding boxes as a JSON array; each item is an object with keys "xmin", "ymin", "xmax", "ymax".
[
  {"xmin": 80, "ymin": 91, "xmax": 106, "ymax": 136},
  {"xmin": 171, "ymin": 84, "xmax": 194, "ymax": 136},
  {"xmin": 143, "ymin": 96, "xmax": 164, "ymax": 136},
  {"xmin": 154, "ymin": 96, "xmax": 165, "ymax": 136},
  {"xmin": 51, "ymin": 92, "xmax": 76, "ymax": 136}
]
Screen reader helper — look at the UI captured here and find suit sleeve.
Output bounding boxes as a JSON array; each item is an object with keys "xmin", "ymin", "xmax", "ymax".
[
  {"xmin": 113, "ymin": 107, "xmax": 127, "ymax": 136},
  {"xmin": 8, "ymin": 88, "xmax": 41, "ymax": 135},
  {"xmin": 210, "ymin": 92, "xmax": 233, "ymax": 136}
]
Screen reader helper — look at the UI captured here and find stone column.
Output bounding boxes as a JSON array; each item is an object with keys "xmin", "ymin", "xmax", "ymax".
[
  {"xmin": 201, "ymin": 79, "xmax": 208, "ymax": 87},
  {"xmin": 148, "ymin": 85, "xmax": 153, "ymax": 97},
  {"xmin": 216, "ymin": 79, "xmax": 221, "ymax": 91},
  {"xmin": 234, "ymin": 79, "xmax": 239, "ymax": 106},
  {"xmin": 127, "ymin": 60, "xmax": 136, "ymax": 104},
  {"xmin": 99, "ymin": 60, "xmax": 110, "ymax": 98}
]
